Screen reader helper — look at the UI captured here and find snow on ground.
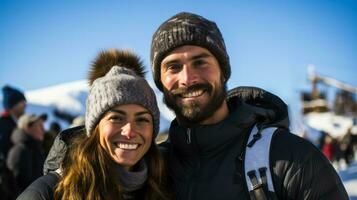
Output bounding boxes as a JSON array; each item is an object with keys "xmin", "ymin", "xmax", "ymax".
[{"xmin": 339, "ymin": 162, "xmax": 357, "ymax": 199}]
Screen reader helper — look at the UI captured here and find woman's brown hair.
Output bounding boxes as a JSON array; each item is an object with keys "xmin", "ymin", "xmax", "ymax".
[{"xmin": 54, "ymin": 126, "xmax": 171, "ymax": 200}]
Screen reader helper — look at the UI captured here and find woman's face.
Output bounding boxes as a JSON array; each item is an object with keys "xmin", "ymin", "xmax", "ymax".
[{"xmin": 98, "ymin": 104, "xmax": 153, "ymax": 170}]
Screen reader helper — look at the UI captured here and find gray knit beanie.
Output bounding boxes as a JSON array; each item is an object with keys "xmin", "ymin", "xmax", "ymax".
[
  {"xmin": 85, "ymin": 50, "xmax": 160, "ymax": 137},
  {"xmin": 151, "ymin": 12, "xmax": 231, "ymax": 91}
]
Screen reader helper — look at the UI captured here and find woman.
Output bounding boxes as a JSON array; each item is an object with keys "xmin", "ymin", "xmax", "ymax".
[{"xmin": 17, "ymin": 49, "xmax": 171, "ymax": 200}]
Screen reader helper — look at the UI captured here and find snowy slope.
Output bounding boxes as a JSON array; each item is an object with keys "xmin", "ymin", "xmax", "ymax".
[
  {"xmin": 1, "ymin": 80, "xmax": 174, "ymax": 132},
  {"xmin": 304, "ymin": 112, "xmax": 354, "ymax": 138},
  {"xmin": 25, "ymin": 80, "xmax": 88, "ymax": 115}
]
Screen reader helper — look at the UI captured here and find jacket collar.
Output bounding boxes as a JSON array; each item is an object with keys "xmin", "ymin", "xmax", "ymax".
[{"xmin": 169, "ymin": 86, "xmax": 290, "ymax": 156}]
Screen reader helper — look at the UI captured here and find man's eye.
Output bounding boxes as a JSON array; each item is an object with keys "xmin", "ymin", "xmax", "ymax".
[
  {"xmin": 193, "ymin": 59, "xmax": 207, "ymax": 66},
  {"xmin": 167, "ymin": 63, "xmax": 181, "ymax": 72}
]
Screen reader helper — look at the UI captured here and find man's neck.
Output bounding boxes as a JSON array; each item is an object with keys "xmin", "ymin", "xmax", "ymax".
[
  {"xmin": 200, "ymin": 101, "xmax": 229, "ymax": 125},
  {"xmin": 176, "ymin": 101, "xmax": 230, "ymax": 126}
]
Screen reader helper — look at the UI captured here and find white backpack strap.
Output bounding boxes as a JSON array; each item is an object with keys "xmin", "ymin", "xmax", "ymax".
[{"xmin": 245, "ymin": 125, "xmax": 277, "ymax": 193}]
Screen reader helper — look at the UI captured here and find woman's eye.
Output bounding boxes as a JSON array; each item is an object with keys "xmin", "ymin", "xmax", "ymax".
[
  {"xmin": 136, "ymin": 117, "xmax": 151, "ymax": 124},
  {"xmin": 109, "ymin": 116, "xmax": 124, "ymax": 123}
]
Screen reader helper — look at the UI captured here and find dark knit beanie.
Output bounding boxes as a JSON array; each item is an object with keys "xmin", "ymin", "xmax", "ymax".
[
  {"xmin": 85, "ymin": 50, "xmax": 160, "ymax": 137},
  {"xmin": 150, "ymin": 12, "xmax": 231, "ymax": 91},
  {"xmin": 2, "ymin": 85, "xmax": 26, "ymax": 109}
]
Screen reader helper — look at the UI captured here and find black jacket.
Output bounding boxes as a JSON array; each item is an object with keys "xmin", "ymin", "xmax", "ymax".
[
  {"xmin": 167, "ymin": 87, "xmax": 348, "ymax": 200},
  {"xmin": 16, "ymin": 172, "xmax": 59, "ymax": 200},
  {"xmin": 6, "ymin": 128, "xmax": 46, "ymax": 192},
  {"xmin": 16, "ymin": 126, "xmax": 83, "ymax": 200},
  {"xmin": 0, "ymin": 114, "xmax": 19, "ymax": 200},
  {"xmin": 0, "ymin": 114, "xmax": 17, "ymax": 158}
]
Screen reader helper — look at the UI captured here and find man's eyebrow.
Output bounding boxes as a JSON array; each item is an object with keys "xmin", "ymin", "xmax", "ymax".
[
  {"xmin": 162, "ymin": 59, "xmax": 181, "ymax": 68},
  {"xmin": 190, "ymin": 52, "xmax": 211, "ymax": 61},
  {"xmin": 162, "ymin": 52, "xmax": 212, "ymax": 67}
]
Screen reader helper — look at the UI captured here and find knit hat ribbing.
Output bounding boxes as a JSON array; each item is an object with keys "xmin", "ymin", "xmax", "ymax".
[
  {"xmin": 2, "ymin": 85, "xmax": 26, "ymax": 109},
  {"xmin": 150, "ymin": 12, "xmax": 231, "ymax": 91},
  {"xmin": 85, "ymin": 50, "xmax": 160, "ymax": 137}
]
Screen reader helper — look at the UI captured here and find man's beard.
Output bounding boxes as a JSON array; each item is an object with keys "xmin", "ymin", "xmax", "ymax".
[{"xmin": 163, "ymin": 81, "xmax": 227, "ymax": 125}]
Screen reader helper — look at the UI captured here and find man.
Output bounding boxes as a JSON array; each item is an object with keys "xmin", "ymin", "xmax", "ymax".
[
  {"xmin": 0, "ymin": 86, "xmax": 26, "ymax": 200},
  {"xmin": 150, "ymin": 12, "xmax": 348, "ymax": 199},
  {"xmin": 6, "ymin": 113, "xmax": 47, "ymax": 192},
  {"xmin": 0, "ymin": 85, "xmax": 27, "ymax": 159}
]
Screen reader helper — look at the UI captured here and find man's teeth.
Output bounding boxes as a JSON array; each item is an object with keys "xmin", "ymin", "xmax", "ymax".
[
  {"xmin": 181, "ymin": 90, "xmax": 204, "ymax": 98},
  {"xmin": 118, "ymin": 143, "xmax": 139, "ymax": 150}
]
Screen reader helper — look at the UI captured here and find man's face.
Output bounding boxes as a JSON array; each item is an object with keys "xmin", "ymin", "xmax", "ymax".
[
  {"xmin": 160, "ymin": 45, "xmax": 226, "ymax": 124},
  {"xmin": 12, "ymin": 100, "xmax": 26, "ymax": 118}
]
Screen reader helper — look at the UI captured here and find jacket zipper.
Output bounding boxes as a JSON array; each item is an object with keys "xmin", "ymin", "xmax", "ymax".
[
  {"xmin": 186, "ymin": 128, "xmax": 192, "ymax": 144},
  {"xmin": 186, "ymin": 127, "xmax": 195, "ymax": 200}
]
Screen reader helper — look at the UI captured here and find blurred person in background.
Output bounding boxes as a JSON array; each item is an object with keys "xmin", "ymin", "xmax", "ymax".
[
  {"xmin": 340, "ymin": 127, "xmax": 356, "ymax": 165},
  {"xmin": 70, "ymin": 115, "xmax": 85, "ymax": 128},
  {"xmin": 0, "ymin": 85, "xmax": 27, "ymax": 200},
  {"xmin": 6, "ymin": 113, "xmax": 47, "ymax": 193},
  {"xmin": 322, "ymin": 133, "xmax": 337, "ymax": 162},
  {"xmin": 0, "ymin": 85, "xmax": 27, "ymax": 160}
]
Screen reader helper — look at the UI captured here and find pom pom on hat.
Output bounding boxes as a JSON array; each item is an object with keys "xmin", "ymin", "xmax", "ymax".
[{"xmin": 88, "ymin": 49, "xmax": 146, "ymax": 85}]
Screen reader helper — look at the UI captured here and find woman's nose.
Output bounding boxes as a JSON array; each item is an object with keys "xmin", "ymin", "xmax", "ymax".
[{"xmin": 121, "ymin": 122, "xmax": 137, "ymax": 139}]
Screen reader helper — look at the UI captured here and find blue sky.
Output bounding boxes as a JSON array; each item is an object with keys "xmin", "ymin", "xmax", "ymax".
[{"xmin": 1, "ymin": 0, "xmax": 356, "ymax": 128}]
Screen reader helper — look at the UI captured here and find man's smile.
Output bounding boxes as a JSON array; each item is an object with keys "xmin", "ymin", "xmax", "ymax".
[{"xmin": 180, "ymin": 89, "xmax": 205, "ymax": 98}]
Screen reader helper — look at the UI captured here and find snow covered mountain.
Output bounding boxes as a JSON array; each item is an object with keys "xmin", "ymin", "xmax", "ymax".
[{"xmin": 1, "ymin": 80, "xmax": 174, "ymax": 132}]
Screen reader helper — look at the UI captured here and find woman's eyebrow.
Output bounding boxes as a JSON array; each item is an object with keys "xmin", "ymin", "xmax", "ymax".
[
  {"xmin": 135, "ymin": 111, "xmax": 151, "ymax": 117},
  {"xmin": 109, "ymin": 109, "xmax": 150, "ymax": 117},
  {"xmin": 109, "ymin": 109, "xmax": 126, "ymax": 115}
]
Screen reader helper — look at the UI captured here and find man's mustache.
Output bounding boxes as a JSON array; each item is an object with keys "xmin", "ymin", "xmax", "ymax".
[{"xmin": 170, "ymin": 83, "xmax": 212, "ymax": 96}]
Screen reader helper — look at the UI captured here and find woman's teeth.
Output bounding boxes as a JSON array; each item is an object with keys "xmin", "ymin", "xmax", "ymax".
[{"xmin": 118, "ymin": 143, "xmax": 139, "ymax": 150}]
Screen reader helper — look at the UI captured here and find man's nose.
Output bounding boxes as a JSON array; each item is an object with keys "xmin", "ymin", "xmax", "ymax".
[
  {"xmin": 178, "ymin": 65, "xmax": 197, "ymax": 87},
  {"xmin": 121, "ymin": 122, "xmax": 137, "ymax": 139}
]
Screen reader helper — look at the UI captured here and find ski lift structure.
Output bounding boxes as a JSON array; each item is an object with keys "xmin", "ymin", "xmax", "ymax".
[{"xmin": 301, "ymin": 66, "xmax": 357, "ymax": 139}]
